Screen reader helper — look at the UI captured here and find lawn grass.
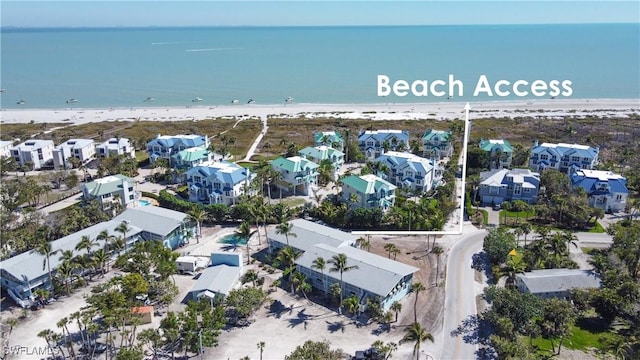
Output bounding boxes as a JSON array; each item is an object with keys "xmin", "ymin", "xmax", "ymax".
[
  {"xmin": 279, "ymin": 198, "xmax": 306, "ymax": 208},
  {"xmin": 476, "ymin": 209, "xmax": 489, "ymax": 225},
  {"xmin": 135, "ymin": 152, "xmax": 149, "ymax": 162},
  {"xmin": 587, "ymin": 221, "xmax": 606, "ymax": 233},
  {"xmin": 531, "ymin": 317, "xmax": 614, "ymax": 356}
]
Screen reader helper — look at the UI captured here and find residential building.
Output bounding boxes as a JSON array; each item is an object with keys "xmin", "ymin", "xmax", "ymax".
[
  {"xmin": 479, "ymin": 139, "xmax": 513, "ymax": 169},
  {"xmin": 187, "ymin": 253, "xmax": 242, "ymax": 302},
  {"xmin": 422, "ymin": 129, "xmax": 453, "ymax": 159},
  {"xmin": 341, "ymin": 174, "xmax": 396, "ymax": 212},
  {"xmin": 373, "ymin": 151, "xmax": 437, "ymax": 193},
  {"xmin": 516, "ymin": 269, "xmax": 601, "ymax": 299},
  {"xmin": 529, "ymin": 141, "xmax": 599, "ymax": 173},
  {"xmin": 146, "ymin": 134, "xmax": 209, "ymax": 164},
  {"xmin": 10, "ymin": 139, "xmax": 55, "ymax": 170},
  {"xmin": 0, "ymin": 140, "xmax": 13, "ymax": 158},
  {"xmin": 82, "ymin": 174, "xmax": 138, "ymax": 210},
  {"xmin": 314, "ymin": 131, "xmax": 345, "ymax": 151},
  {"xmin": 96, "ymin": 137, "xmax": 136, "ymax": 158},
  {"xmin": 52, "ymin": 138, "xmax": 95, "ymax": 169},
  {"xmin": 570, "ymin": 169, "xmax": 629, "ymax": 212},
  {"xmin": 478, "ymin": 168, "xmax": 540, "ymax": 205},
  {"xmin": 171, "ymin": 146, "xmax": 221, "ymax": 170},
  {"xmin": 267, "ymin": 219, "xmax": 419, "ymax": 311},
  {"xmin": 270, "ymin": 156, "xmax": 319, "ymax": 196},
  {"xmin": 358, "ymin": 130, "xmax": 410, "ymax": 161},
  {"xmin": 298, "ymin": 145, "xmax": 345, "ymax": 181},
  {"xmin": 113, "ymin": 206, "xmax": 194, "ymax": 250},
  {"xmin": 185, "ymin": 161, "xmax": 255, "ymax": 205}
]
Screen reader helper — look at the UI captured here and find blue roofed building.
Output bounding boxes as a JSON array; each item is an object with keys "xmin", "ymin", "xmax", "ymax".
[
  {"xmin": 358, "ymin": 130, "xmax": 410, "ymax": 161},
  {"xmin": 479, "ymin": 139, "xmax": 513, "ymax": 170},
  {"xmin": 479, "ymin": 168, "xmax": 540, "ymax": 205},
  {"xmin": 529, "ymin": 141, "xmax": 599, "ymax": 174},
  {"xmin": 185, "ymin": 161, "xmax": 255, "ymax": 205},
  {"xmin": 422, "ymin": 129, "xmax": 453, "ymax": 160},
  {"xmin": 570, "ymin": 169, "xmax": 628, "ymax": 212},
  {"xmin": 146, "ymin": 134, "xmax": 209, "ymax": 165},
  {"xmin": 373, "ymin": 151, "xmax": 439, "ymax": 193},
  {"xmin": 341, "ymin": 174, "xmax": 396, "ymax": 212}
]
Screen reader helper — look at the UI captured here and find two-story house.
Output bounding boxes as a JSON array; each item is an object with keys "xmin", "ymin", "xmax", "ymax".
[
  {"xmin": 270, "ymin": 156, "xmax": 319, "ymax": 196},
  {"xmin": 82, "ymin": 174, "xmax": 138, "ymax": 210},
  {"xmin": 314, "ymin": 131, "xmax": 345, "ymax": 152},
  {"xmin": 96, "ymin": 137, "xmax": 136, "ymax": 158},
  {"xmin": 570, "ymin": 169, "xmax": 628, "ymax": 212},
  {"xmin": 52, "ymin": 139, "xmax": 95, "ymax": 169},
  {"xmin": 171, "ymin": 146, "xmax": 222, "ymax": 170},
  {"xmin": 422, "ymin": 129, "xmax": 453, "ymax": 159},
  {"xmin": 479, "ymin": 139, "xmax": 513, "ymax": 170},
  {"xmin": 341, "ymin": 174, "xmax": 396, "ymax": 212},
  {"xmin": 479, "ymin": 168, "xmax": 540, "ymax": 206},
  {"xmin": 185, "ymin": 161, "xmax": 255, "ymax": 205},
  {"xmin": 358, "ymin": 130, "xmax": 410, "ymax": 161},
  {"xmin": 529, "ymin": 141, "xmax": 599, "ymax": 174},
  {"xmin": 10, "ymin": 139, "xmax": 55, "ymax": 170},
  {"xmin": 146, "ymin": 134, "xmax": 209, "ymax": 166},
  {"xmin": 373, "ymin": 151, "xmax": 438, "ymax": 193},
  {"xmin": 298, "ymin": 145, "xmax": 345, "ymax": 181}
]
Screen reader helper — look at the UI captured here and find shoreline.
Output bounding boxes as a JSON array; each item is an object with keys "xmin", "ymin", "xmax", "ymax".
[{"xmin": 1, "ymin": 98, "xmax": 638, "ymax": 125}]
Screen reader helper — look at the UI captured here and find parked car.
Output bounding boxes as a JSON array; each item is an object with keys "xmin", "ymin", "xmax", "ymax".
[
  {"xmin": 493, "ymin": 203, "xmax": 501, "ymax": 211},
  {"xmin": 80, "ymin": 341, "xmax": 107, "ymax": 354}
]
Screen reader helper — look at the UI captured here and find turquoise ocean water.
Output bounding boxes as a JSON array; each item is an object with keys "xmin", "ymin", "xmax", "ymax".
[{"xmin": 1, "ymin": 24, "xmax": 638, "ymax": 109}]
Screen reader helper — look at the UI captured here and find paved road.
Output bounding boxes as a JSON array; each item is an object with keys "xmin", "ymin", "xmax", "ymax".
[{"xmin": 440, "ymin": 226, "xmax": 487, "ymax": 360}]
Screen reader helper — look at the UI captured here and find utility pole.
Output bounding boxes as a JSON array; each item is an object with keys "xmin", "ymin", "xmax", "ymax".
[{"xmin": 199, "ymin": 329, "xmax": 203, "ymax": 360}]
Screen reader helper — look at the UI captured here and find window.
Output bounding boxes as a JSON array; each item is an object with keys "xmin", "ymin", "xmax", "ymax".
[
  {"xmin": 214, "ymin": 183, "xmax": 221, "ymax": 189},
  {"xmin": 540, "ymin": 154, "xmax": 549, "ymax": 161},
  {"xmin": 524, "ymin": 188, "xmax": 531, "ymax": 193},
  {"xmin": 128, "ymin": 187, "xmax": 134, "ymax": 192},
  {"xmin": 571, "ymin": 156, "xmax": 580, "ymax": 162},
  {"xmin": 616, "ymin": 194, "xmax": 623, "ymax": 200},
  {"xmin": 129, "ymin": 195, "xmax": 134, "ymax": 200}
]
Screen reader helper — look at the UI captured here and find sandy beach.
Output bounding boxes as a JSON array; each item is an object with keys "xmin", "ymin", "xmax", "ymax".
[{"xmin": 1, "ymin": 99, "xmax": 638, "ymax": 125}]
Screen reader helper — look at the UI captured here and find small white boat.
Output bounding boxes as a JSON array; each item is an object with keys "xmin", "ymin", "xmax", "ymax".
[
  {"xmin": 66, "ymin": 98, "xmax": 78, "ymax": 104},
  {"xmin": 17, "ymin": 99, "xmax": 25, "ymax": 105},
  {"xmin": 0, "ymin": 89, "xmax": 5, "ymax": 93},
  {"xmin": 231, "ymin": 99, "xmax": 239, "ymax": 104},
  {"xmin": 247, "ymin": 99, "xmax": 255, "ymax": 104},
  {"xmin": 192, "ymin": 97, "xmax": 203, "ymax": 102},
  {"xmin": 144, "ymin": 97, "xmax": 155, "ymax": 102},
  {"xmin": 285, "ymin": 97, "xmax": 294, "ymax": 103}
]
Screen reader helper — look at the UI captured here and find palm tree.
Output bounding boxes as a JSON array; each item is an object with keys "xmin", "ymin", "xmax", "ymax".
[
  {"xmin": 96, "ymin": 229, "xmax": 113, "ymax": 248},
  {"xmin": 111, "ymin": 236, "xmax": 125, "ymax": 257},
  {"xmin": 58, "ymin": 249, "xmax": 75, "ymax": 263},
  {"xmin": 236, "ymin": 221, "xmax": 257, "ymax": 265},
  {"xmin": 400, "ymin": 322, "xmax": 434, "ymax": 360},
  {"xmin": 521, "ymin": 223, "xmax": 532, "ymax": 246},
  {"xmin": 257, "ymin": 341, "xmax": 265, "ymax": 360},
  {"xmin": 410, "ymin": 282, "xmax": 426, "ymax": 323},
  {"xmin": 498, "ymin": 256, "xmax": 526, "ymax": 289},
  {"xmin": 328, "ymin": 253, "xmax": 359, "ymax": 315},
  {"xmin": 92, "ymin": 248, "xmax": 109, "ymax": 276},
  {"xmin": 56, "ymin": 261, "xmax": 77, "ymax": 295},
  {"xmin": 559, "ymin": 230, "xmax": 579, "ymax": 256},
  {"xmin": 115, "ymin": 220, "xmax": 132, "ymax": 248},
  {"xmin": 292, "ymin": 271, "xmax": 311, "ymax": 300},
  {"xmin": 75, "ymin": 235, "xmax": 98, "ymax": 256},
  {"xmin": 431, "ymin": 246, "xmax": 444, "ymax": 287},
  {"xmin": 31, "ymin": 240, "xmax": 60, "ymax": 292},
  {"xmin": 342, "ymin": 294, "xmax": 360, "ymax": 320},
  {"xmin": 188, "ymin": 207, "xmax": 206, "ymax": 244},
  {"xmin": 390, "ymin": 301, "xmax": 402, "ymax": 322},
  {"xmin": 276, "ymin": 246, "xmax": 301, "ymax": 293},
  {"xmin": 275, "ymin": 221, "xmax": 296, "ymax": 246},
  {"xmin": 356, "ymin": 236, "xmax": 371, "ymax": 252},
  {"xmin": 384, "ymin": 243, "xmax": 399, "ymax": 259},
  {"xmin": 311, "ymin": 257, "xmax": 328, "ymax": 299}
]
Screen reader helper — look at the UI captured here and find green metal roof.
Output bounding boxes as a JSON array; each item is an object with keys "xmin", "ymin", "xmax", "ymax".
[
  {"xmin": 422, "ymin": 129, "xmax": 451, "ymax": 141},
  {"xmin": 479, "ymin": 139, "xmax": 513, "ymax": 153},
  {"xmin": 270, "ymin": 156, "xmax": 319, "ymax": 173},
  {"xmin": 83, "ymin": 174, "xmax": 135, "ymax": 196},
  {"xmin": 173, "ymin": 146, "xmax": 209, "ymax": 162},
  {"xmin": 314, "ymin": 131, "xmax": 344, "ymax": 143},
  {"xmin": 299, "ymin": 146, "xmax": 344, "ymax": 161},
  {"xmin": 341, "ymin": 174, "xmax": 396, "ymax": 194}
]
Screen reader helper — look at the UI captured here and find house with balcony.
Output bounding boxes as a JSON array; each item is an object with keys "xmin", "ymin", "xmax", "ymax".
[
  {"xmin": 52, "ymin": 138, "xmax": 95, "ymax": 169},
  {"xmin": 479, "ymin": 139, "xmax": 513, "ymax": 169},
  {"xmin": 82, "ymin": 174, "xmax": 138, "ymax": 210},
  {"xmin": 10, "ymin": 139, "xmax": 55, "ymax": 170},
  {"xmin": 314, "ymin": 131, "xmax": 345, "ymax": 152},
  {"xmin": 529, "ymin": 141, "xmax": 599, "ymax": 174},
  {"xmin": 298, "ymin": 145, "xmax": 345, "ymax": 181},
  {"xmin": 422, "ymin": 129, "xmax": 453, "ymax": 159},
  {"xmin": 171, "ymin": 146, "xmax": 221, "ymax": 170},
  {"xmin": 146, "ymin": 134, "xmax": 209, "ymax": 165},
  {"xmin": 341, "ymin": 174, "xmax": 396, "ymax": 212},
  {"xmin": 96, "ymin": 137, "xmax": 136, "ymax": 158},
  {"xmin": 570, "ymin": 169, "xmax": 628, "ymax": 212},
  {"xmin": 358, "ymin": 130, "xmax": 410, "ymax": 161},
  {"xmin": 270, "ymin": 156, "xmax": 319, "ymax": 196},
  {"xmin": 185, "ymin": 161, "xmax": 255, "ymax": 205},
  {"xmin": 478, "ymin": 168, "xmax": 540, "ymax": 206},
  {"xmin": 0, "ymin": 140, "xmax": 13, "ymax": 159},
  {"xmin": 373, "ymin": 151, "xmax": 438, "ymax": 193}
]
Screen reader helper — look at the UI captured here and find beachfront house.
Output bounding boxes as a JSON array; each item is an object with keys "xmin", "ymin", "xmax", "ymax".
[
  {"xmin": 184, "ymin": 161, "xmax": 255, "ymax": 205},
  {"xmin": 570, "ymin": 169, "xmax": 628, "ymax": 212},
  {"xmin": 267, "ymin": 219, "xmax": 418, "ymax": 311},
  {"xmin": 52, "ymin": 138, "xmax": 95, "ymax": 169},
  {"xmin": 270, "ymin": 156, "xmax": 319, "ymax": 196},
  {"xmin": 171, "ymin": 146, "xmax": 221, "ymax": 170},
  {"xmin": 314, "ymin": 131, "xmax": 345, "ymax": 152},
  {"xmin": 479, "ymin": 139, "xmax": 513, "ymax": 170},
  {"xmin": 341, "ymin": 174, "xmax": 396, "ymax": 212},
  {"xmin": 373, "ymin": 151, "xmax": 438, "ymax": 194},
  {"xmin": 422, "ymin": 129, "xmax": 453, "ymax": 160},
  {"xmin": 478, "ymin": 168, "xmax": 540, "ymax": 206},
  {"xmin": 298, "ymin": 145, "xmax": 345, "ymax": 181},
  {"xmin": 358, "ymin": 130, "xmax": 410, "ymax": 161},
  {"xmin": 82, "ymin": 174, "xmax": 138, "ymax": 211},
  {"xmin": 0, "ymin": 140, "xmax": 14, "ymax": 159},
  {"xmin": 529, "ymin": 141, "xmax": 599, "ymax": 174},
  {"xmin": 10, "ymin": 139, "xmax": 55, "ymax": 170},
  {"xmin": 516, "ymin": 269, "xmax": 601, "ymax": 299},
  {"xmin": 96, "ymin": 137, "xmax": 136, "ymax": 159},
  {"xmin": 146, "ymin": 134, "xmax": 209, "ymax": 166}
]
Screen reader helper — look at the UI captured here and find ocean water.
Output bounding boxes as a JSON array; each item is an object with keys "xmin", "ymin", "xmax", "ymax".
[{"xmin": 1, "ymin": 24, "xmax": 638, "ymax": 109}]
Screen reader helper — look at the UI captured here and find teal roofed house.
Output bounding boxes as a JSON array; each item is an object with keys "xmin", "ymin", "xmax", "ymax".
[
  {"xmin": 82, "ymin": 174, "xmax": 138, "ymax": 211},
  {"xmin": 422, "ymin": 129, "xmax": 453, "ymax": 160},
  {"xmin": 479, "ymin": 139, "xmax": 513, "ymax": 170},
  {"xmin": 270, "ymin": 156, "xmax": 319, "ymax": 196},
  {"xmin": 298, "ymin": 145, "xmax": 344, "ymax": 181},
  {"xmin": 313, "ymin": 131, "xmax": 345, "ymax": 151},
  {"xmin": 341, "ymin": 174, "xmax": 396, "ymax": 212},
  {"xmin": 171, "ymin": 146, "xmax": 221, "ymax": 171}
]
